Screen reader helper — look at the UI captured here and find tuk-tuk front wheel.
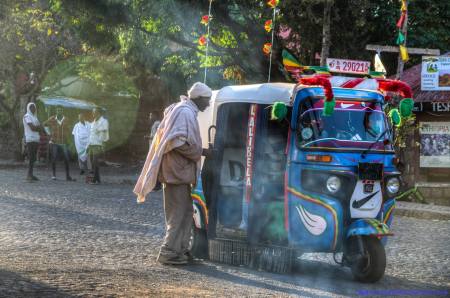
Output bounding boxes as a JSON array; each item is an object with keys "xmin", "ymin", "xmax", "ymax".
[
  {"xmin": 348, "ymin": 236, "xmax": 386, "ymax": 283},
  {"xmin": 189, "ymin": 224, "xmax": 208, "ymax": 259}
]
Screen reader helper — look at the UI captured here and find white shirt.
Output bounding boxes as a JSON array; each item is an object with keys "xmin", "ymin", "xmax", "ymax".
[
  {"xmin": 89, "ymin": 116, "xmax": 109, "ymax": 146},
  {"xmin": 23, "ymin": 114, "xmax": 40, "ymax": 143},
  {"xmin": 72, "ymin": 121, "xmax": 91, "ymax": 160}
]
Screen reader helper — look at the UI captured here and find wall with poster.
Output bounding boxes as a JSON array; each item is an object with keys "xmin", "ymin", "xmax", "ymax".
[
  {"xmin": 419, "ymin": 122, "xmax": 450, "ymax": 168},
  {"xmin": 421, "ymin": 56, "xmax": 450, "ymax": 91}
]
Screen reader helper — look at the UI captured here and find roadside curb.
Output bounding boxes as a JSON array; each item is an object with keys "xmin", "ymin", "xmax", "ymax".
[{"xmin": 395, "ymin": 201, "xmax": 450, "ymax": 221}]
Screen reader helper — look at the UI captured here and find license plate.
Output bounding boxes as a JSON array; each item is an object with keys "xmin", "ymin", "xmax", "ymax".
[
  {"xmin": 358, "ymin": 163, "xmax": 383, "ymax": 180},
  {"xmin": 363, "ymin": 183, "xmax": 374, "ymax": 193}
]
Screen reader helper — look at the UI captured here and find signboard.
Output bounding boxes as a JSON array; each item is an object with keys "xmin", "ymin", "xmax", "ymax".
[
  {"xmin": 326, "ymin": 58, "xmax": 370, "ymax": 75},
  {"xmin": 414, "ymin": 102, "xmax": 450, "ymax": 113},
  {"xmin": 419, "ymin": 122, "xmax": 450, "ymax": 168},
  {"xmin": 421, "ymin": 56, "xmax": 450, "ymax": 91}
]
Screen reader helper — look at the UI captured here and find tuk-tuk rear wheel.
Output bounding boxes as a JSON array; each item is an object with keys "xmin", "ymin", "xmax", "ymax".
[{"xmin": 349, "ymin": 236, "xmax": 386, "ymax": 283}]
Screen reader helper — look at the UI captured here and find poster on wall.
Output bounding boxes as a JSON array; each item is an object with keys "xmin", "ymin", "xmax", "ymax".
[
  {"xmin": 419, "ymin": 122, "xmax": 450, "ymax": 168},
  {"xmin": 421, "ymin": 56, "xmax": 450, "ymax": 91}
]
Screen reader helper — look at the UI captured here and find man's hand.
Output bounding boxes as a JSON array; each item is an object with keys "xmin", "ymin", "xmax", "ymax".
[{"xmin": 202, "ymin": 148, "xmax": 212, "ymax": 157}]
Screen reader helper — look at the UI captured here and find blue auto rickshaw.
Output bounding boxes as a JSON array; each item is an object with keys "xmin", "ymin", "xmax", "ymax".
[{"xmin": 190, "ymin": 77, "xmax": 412, "ymax": 283}]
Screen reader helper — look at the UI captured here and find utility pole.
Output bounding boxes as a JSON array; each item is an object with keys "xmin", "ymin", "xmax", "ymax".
[{"xmin": 320, "ymin": 0, "xmax": 333, "ymax": 67}]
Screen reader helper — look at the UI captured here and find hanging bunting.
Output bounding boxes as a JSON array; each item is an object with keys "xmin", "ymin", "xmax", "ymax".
[
  {"xmin": 200, "ymin": 15, "xmax": 210, "ymax": 26},
  {"xmin": 399, "ymin": 45, "xmax": 409, "ymax": 62},
  {"xmin": 401, "ymin": 0, "xmax": 407, "ymax": 11},
  {"xmin": 263, "ymin": 43, "xmax": 272, "ymax": 55},
  {"xmin": 267, "ymin": 0, "xmax": 279, "ymax": 8},
  {"xmin": 198, "ymin": 35, "xmax": 207, "ymax": 46},
  {"xmin": 264, "ymin": 20, "xmax": 273, "ymax": 32},
  {"xmin": 396, "ymin": 31, "xmax": 405, "ymax": 45},
  {"xmin": 396, "ymin": 12, "xmax": 406, "ymax": 28}
]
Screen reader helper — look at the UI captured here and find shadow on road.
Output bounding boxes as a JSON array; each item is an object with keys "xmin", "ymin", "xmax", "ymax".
[
  {"xmin": 0, "ymin": 269, "xmax": 76, "ymax": 297},
  {"xmin": 182, "ymin": 258, "xmax": 449, "ymax": 297}
]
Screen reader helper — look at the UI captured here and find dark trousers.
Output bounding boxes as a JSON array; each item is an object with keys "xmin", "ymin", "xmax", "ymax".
[
  {"xmin": 50, "ymin": 144, "xmax": 70, "ymax": 178},
  {"xmin": 26, "ymin": 142, "xmax": 39, "ymax": 177},
  {"xmin": 88, "ymin": 145, "xmax": 102, "ymax": 183},
  {"xmin": 160, "ymin": 184, "xmax": 193, "ymax": 257}
]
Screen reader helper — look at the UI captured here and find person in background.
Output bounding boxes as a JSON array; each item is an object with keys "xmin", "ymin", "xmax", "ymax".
[
  {"xmin": 23, "ymin": 102, "xmax": 45, "ymax": 181},
  {"xmin": 134, "ymin": 82, "xmax": 211, "ymax": 265},
  {"xmin": 72, "ymin": 113, "xmax": 91, "ymax": 175},
  {"xmin": 44, "ymin": 106, "xmax": 73, "ymax": 181},
  {"xmin": 87, "ymin": 108, "xmax": 109, "ymax": 184}
]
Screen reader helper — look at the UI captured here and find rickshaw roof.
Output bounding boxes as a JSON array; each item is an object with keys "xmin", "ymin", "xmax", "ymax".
[{"xmin": 213, "ymin": 83, "xmax": 295, "ymax": 105}]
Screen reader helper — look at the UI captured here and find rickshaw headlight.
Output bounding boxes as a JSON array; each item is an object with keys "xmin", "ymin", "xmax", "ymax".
[
  {"xmin": 386, "ymin": 177, "xmax": 400, "ymax": 195},
  {"xmin": 326, "ymin": 176, "xmax": 341, "ymax": 193}
]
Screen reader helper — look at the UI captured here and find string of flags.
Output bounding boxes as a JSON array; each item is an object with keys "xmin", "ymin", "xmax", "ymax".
[
  {"xmin": 396, "ymin": 0, "xmax": 409, "ymax": 62},
  {"xmin": 198, "ymin": 0, "xmax": 213, "ymax": 83},
  {"xmin": 263, "ymin": 0, "xmax": 279, "ymax": 82}
]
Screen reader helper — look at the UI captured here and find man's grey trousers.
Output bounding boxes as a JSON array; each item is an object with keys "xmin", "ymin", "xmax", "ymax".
[{"xmin": 160, "ymin": 184, "xmax": 193, "ymax": 257}]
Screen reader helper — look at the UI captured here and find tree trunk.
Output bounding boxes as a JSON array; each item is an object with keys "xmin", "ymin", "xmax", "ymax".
[{"xmin": 320, "ymin": 0, "xmax": 333, "ymax": 67}]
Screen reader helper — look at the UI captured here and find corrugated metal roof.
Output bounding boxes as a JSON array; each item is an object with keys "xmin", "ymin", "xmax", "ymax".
[{"xmin": 37, "ymin": 96, "xmax": 97, "ymax": 110}]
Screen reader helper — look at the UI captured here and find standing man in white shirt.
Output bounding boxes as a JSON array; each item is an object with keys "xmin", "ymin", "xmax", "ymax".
[
  {"xmin": 72, "ymin": 113, "xmax": 91, "ymax": 175},
  {"xmin": 87, "ymin": 108, "xmax": 109, "ymax": 184},
  {"xmin": 23, "ymin": 102, "xmax": 44, "ymax": 181}
]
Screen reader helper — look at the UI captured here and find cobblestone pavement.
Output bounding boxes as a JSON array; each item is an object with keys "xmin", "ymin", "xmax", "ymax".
[{"xmin": 0, "ymin": 167, "xmax": 449, "ymax": 297}]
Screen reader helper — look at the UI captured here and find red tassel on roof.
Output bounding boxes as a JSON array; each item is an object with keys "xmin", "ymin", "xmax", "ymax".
[
  {"xmin": 300, "ymin": 76, "xmax": 334, "ymax": 102},
  {"xmin": 377, "ymin": 79, "xmax": 413, "ymax": 99}
]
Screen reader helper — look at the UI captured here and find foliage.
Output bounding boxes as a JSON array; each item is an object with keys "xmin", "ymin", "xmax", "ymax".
[{"xmin": 0, "ymin": 0, "xmax": 82, "ymax": 158}]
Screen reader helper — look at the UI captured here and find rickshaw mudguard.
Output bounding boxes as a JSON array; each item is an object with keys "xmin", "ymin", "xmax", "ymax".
[
  {"xmin": 191, "ymin": 177, "xmax": 208, "ymax": 229},
  {"xmin": 346, "ymin": 218, "xmax": 392, "ymax": 238}
]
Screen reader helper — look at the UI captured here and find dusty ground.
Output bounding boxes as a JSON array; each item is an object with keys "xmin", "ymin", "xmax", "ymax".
[{"xmin": 0, "ymin": 166, "xmax": 449, "ymax": 297}]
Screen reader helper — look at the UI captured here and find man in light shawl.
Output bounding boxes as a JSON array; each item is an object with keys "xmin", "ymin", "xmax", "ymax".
[
  {"xmin": 134, "ymin": 82, "xmax": 212, "ymax": 265},
  {"xmin": 23, "ymin": 102, "xmax": 44, "ymax": 181},
  {"xmin": 72, "ymin": 113, "xmax": 91, "ymax": 175}
]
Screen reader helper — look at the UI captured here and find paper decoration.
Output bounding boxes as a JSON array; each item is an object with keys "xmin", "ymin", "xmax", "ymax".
[
  {"xmin": 267, "ymin": 0, "xmax": 279, "ymax": 8},
  {"xmin": 271, "ymin": 102, "xmax": 288, "ymax": 121},
  {"xmin": 396, "ymin": 31, "xmax": 405, "ymax": 45},
  {"xmin": 396, "ymin": 12, "xmax": 406, "ymax": 28},
  {"xmin": 399, "ymin": 45, "xmax": 409, "ymax": 62},
  {"xmin": 201, "ymin": 15, "xmax": 210, "ymax": 25},
  {"xmin": 264, "ymin": 20, "xmax": 273, "ymax": 32},
  {"xmin": 198, "ymin": 35, "xmax": 207, "ymax": 46},
  {"xmin": 263, "ymin": 43, "xmax": 272, "ymax": 55},
  {"xmin": 374, "ymin": 53, "xmax": 387, "ymax": 73},
  {"xmin": 401, "ymin": 0, "xmax": 407, "ymax": 11}
]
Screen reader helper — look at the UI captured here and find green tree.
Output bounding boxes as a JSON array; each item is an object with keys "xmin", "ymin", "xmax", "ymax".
[{"xmin": 0, "ymin": 0, "xmax": 81, "ymax": 159}]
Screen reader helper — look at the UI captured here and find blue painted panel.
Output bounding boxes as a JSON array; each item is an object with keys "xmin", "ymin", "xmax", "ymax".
[{"xmin": 287, "ymin": 163, "xmax": 343, "ymax": 252}]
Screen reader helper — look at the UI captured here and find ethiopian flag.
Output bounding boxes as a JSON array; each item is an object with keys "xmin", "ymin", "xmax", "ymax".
[{"xmin": 282, "ymin": 50, "xmax": 302, "ymax": 68}]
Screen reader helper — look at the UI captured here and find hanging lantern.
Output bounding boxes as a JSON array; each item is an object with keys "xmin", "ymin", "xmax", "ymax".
[
  {"xmin": 267, "ymin": 0, "xmax": 279, "ymax": 8},
  {"xmin": 201, "ymin": 15, "xmax": 210, "ymax": 26},
  {"xmin": 198, "ymin": 35, "xmax": 207, "ymax": 46},
  {"xmin": 264, "ymin": 20, "xmax": 273, "ymax": 32},
  {"xmin": 263, "ymin": 43, "xmax": 272, "ymax": 55}
]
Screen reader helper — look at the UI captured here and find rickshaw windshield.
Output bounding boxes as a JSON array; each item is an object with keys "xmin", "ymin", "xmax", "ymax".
[{"xmin": 298, "ymin": 101, "xmax": 392, "ymax": 150}]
